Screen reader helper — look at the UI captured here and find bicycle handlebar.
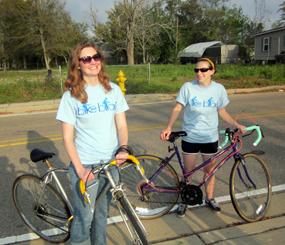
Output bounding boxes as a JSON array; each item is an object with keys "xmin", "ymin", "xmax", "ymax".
[
  {"xmin": 109, "ymin": 155, "xmax": 141, "ymax": 167},
  {"xmin": 219, "ymin": 125, "xmax": 262, "ymax": 149},
  {"xmin": 80, "ymin": 155, "xmax": 144, "ymax": 206}
]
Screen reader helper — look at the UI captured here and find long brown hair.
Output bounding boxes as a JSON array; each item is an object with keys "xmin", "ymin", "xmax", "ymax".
[{"xmin": 64, "ymin": 41, "xmax": 111, "ymax": 104}]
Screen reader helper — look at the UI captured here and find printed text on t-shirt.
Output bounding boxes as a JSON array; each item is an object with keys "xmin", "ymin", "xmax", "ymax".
[
  {"xmin": 78, "ymin": 97, "xmax": 117, "ymax": 115},
  {"xmin": 189, "ymin": 96, "xmax": 219, "ymax": 108}
]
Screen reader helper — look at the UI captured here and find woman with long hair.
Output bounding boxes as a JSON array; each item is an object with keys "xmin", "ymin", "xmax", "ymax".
[{"xmin": 56, "ymin": 40, "xmax": 129, "ymax": 245}]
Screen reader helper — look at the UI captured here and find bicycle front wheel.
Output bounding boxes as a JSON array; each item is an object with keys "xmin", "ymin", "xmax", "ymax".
[
  {"xmin": 120, "ymin": 155, "xmax": 180, "ymax": 219},
  {"xmin": 118, "ymin": 195, "xmax": 149, "ymax": 245},
  {"xmin": 230, "ymin": 154, "xmax": 272, "ymax": 222},
  {"xmin": 12, "ymin": 175, "xmax": 71, "ymax": 243}
]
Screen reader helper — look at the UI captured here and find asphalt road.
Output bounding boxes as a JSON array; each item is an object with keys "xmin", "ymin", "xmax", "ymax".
[{"xmin": 1, "ymin": 91, "xmax": 285, "ymax": 240}]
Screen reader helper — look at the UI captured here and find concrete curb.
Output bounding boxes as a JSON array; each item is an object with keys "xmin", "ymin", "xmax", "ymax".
[
  {"xmin": 0, "ymin": 95, "xmax": 177, "ymax": 114},
  {"xmin": 226, "ymin": 85, "xmax": 284, "ymax": 95},
  {"xmin": 0, "ymin": 85, "xmax": 284, "ymax": 114},
  {"xmin": 0, "ymin": 99, "xmax": 61, "ymax": 114}
]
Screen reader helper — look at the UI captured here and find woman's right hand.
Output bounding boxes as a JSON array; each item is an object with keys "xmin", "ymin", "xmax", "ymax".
[
  {"xmin": 77, "ymin": 167, "xmax": 95, "ymax": 183},
  {"xmin": 160, "ymin": 128, "xmax": 171, "ymax": 141}
]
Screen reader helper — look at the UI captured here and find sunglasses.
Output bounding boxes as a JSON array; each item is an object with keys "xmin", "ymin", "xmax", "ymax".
[
  {"xmin": 79, "ymin": 53, "xmax": 101, "ymax": 64},
  {"xmin": 194, "ymin": 68, "xmax": 212, "ymax": 73}
]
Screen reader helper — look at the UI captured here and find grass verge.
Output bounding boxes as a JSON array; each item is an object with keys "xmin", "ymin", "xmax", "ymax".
[{"xmin": 0, "ymin": 63, "xmax": 285, "ymax": 104}]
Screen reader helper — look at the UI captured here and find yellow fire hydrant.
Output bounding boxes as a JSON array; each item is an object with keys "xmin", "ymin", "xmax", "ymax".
[{"xmin": 116, "ymin": 70, "xmax": 127, "ymax": 95}]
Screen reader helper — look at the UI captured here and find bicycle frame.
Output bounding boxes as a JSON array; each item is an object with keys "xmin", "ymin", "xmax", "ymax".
[
  {"xmin": 80, "ymin": 163, "xmax": 148, "ymax": 243},
  {"xmin": 42, "ymin": 167, "xmax": 73, "ymax": 214},
  {"xmin": 34, "ymin": 157, "xmax": 148, "ymax": 244},
  {"xmin": 143, "ymin": 133, "xmax": 244, "ymax": 194}
]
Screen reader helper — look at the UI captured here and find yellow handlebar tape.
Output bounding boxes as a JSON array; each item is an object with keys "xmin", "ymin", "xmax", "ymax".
[{"xmin": 80, "ymin": 155, "xmax": 143, "ymax": 204}]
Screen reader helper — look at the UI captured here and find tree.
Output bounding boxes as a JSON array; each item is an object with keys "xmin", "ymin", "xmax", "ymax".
[
  {"xmin": 1, "ymin": 0, "xmax": 88, "ymax": 70},
  {"xmin": 90, "ymin": 0, "xmax": 272, "ymax": 64},
  {"xmin": 271, "ymin": 20, "xmax": 284, "ymax": 29},
  {"xmin": 91, "ymin": 0, "xmax": 165, "ymax": 65},
  {"xmin": 135, "ymin": 2, "xmax": 176, "ymax": 63},
  {"xmin": 0, "ymin": 3, "xmax": 7, "ymax": 71},
  {"xmin": 0, "ymin": 0, "xmax": 16, "ymax": 72},
  {"xmin": 252, "ymin": 0, "xmax": 271, "ymax": 30},
  {"xmin": 278, "ymin": 1, "xmax": 285, "ymax": 24}
]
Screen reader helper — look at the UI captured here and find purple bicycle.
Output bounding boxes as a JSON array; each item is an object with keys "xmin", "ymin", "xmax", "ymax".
[{"xmin": 120, "ymin": 123, "xmax": 272, "ymax": 223}]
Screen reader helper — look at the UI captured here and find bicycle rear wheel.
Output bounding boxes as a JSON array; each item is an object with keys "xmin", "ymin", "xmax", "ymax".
[
  {"xmin": 12, "ymin": 175, "xmax": 71, "ymax": 243},
  {"xmin": 230, "ymin": 154, "xmax": 272, "ymax": 222},
  {"xmin": 117, "ymin": 194, "xmax": 149, "ymax": 245},
  {"xmin": 120, "ymin": 155, "xmax": 180, "ymax": 219}
]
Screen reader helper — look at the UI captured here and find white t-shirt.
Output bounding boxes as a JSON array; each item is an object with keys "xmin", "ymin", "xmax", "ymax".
[
  {"xmin": 56, "ymin": 82, "xmax": 129, "ymax": 165},
  {"xmin": 176, "ymin": 80, "xmax": 229, "ymax": 143}
]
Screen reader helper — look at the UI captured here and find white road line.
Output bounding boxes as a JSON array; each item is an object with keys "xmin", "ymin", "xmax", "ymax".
[{"xmin": 1, "ymin": 184, "xmax": 284, "ymax": 245}]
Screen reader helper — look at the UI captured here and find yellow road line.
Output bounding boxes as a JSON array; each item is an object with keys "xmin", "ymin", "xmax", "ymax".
[
  {"xmin": 0, "ymin": 134, "xmax": 62, "ymax": 143},
  {"xmin": 1, "ymin": 111, "xmax": 284, "ymax": 147}
]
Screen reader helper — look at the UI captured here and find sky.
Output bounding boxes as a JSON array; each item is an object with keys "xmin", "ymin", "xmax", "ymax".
[{"xmin": 64, "ymin": 0, "xmax": 284, "ymax": 27}]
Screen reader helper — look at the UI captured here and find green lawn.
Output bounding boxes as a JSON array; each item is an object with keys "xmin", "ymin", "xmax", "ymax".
[{"xmin": 0, "ymin": 63, "xmax": 285, "ymax": 104}]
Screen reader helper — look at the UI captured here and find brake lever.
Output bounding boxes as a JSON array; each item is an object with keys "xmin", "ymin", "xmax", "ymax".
[
  {"xmin": 253, "ymin": 124, "xmax": 265, "ymax": 138},
  {"xmin": 242, "ymin": 129, "xmax": 256, "ymax": 138}
]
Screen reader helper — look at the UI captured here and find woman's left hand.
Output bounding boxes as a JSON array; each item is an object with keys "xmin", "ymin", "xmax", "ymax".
[
  {"xmin": 115, "ymin": 152, "xmax": 129, "ymax": 166},
  {"xmin": 234, "ymin": 123, "xmax": 246, "ymax": 134}
]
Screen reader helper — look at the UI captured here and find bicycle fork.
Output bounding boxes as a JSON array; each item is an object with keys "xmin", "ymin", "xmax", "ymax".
[{"xmin": 105, "ymin": 170, "xmax": 148, "ymax": 244}]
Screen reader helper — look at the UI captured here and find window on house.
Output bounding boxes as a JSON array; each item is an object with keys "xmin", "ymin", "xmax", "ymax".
[{"xmin": 263, "ymin": 37, "xmax": 270, "ymax": 51}]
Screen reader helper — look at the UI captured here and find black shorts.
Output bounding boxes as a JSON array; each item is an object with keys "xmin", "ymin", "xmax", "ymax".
[{"xmin": 181, "ymin": 140, "xmax": 219, "ymax": 155}]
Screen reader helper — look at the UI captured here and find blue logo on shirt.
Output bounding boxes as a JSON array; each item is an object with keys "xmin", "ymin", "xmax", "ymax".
[
  {"xmin": 189, "ymin": 96, "xmax": 219, "ymax": 108},
  {"xmin": 78, "ymin": 97, "xmax": 117, "ymax": 115}
]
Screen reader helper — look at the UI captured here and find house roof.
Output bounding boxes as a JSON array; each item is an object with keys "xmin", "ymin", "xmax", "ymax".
[
  {"xmin": 177, "ymin": 41, "xmax": 225, "ymax": 58},
  {"xmin": 252, "ymin": 26, "xmax": 285, "ymax": 37}
]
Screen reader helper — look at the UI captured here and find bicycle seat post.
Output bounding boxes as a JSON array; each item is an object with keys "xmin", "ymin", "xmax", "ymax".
[{"xmin": 45, "ymin": 159, "xmax": 52, "ymax": 168}]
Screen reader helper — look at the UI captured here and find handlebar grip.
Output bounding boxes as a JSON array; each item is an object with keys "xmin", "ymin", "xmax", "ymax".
[
  {"xmin": 218, "ymin": 130, "xmax": 228, "ymax": 149},
  {"xmin": 219, "ymin": 125, "xmax": 262, "ymax": 149},
  {"xmin": 110, "ymin": 155, "xmax": 145, "ymax": 174},
  {"xmin": 80, "ymin": 155, "xmax": 145, "ymax": 206},
  {"xmin": 243, "ymin": 125, "xmax": 262, "ymax": 146},
  {"xmin": 110, "ymin": 155, "xmax": 140, "ymax": 166}
]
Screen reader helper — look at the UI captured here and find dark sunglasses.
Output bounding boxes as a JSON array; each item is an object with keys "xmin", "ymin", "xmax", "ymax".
[
  {"xmin": 79, "ymin": 53, "xmax": 101, "ymax": 64},
  {"xmin": 194, "ymin": 68, "xmax": 212, "ymax": 73}
]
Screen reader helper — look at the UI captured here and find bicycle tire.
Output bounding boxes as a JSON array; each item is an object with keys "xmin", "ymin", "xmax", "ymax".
[
  {"xmin": 12, "ymin": 174, "xmax": 71, "ymax": 243},
  {"xmin": 230, "ymin": 153, "xmax": 272, "ymax": 222},
  {"xmin": 118, "ymin": 195, "xmax": 149, "ymax": 245},
  {"xmin": 120, "ymin": 155, "xmax": 180, "ymax": 219}
]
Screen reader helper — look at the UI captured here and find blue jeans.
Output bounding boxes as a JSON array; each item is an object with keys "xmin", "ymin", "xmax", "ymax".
[{"xmin": 69, "ymin": 163, "xmax": 119, "ymax": 245}]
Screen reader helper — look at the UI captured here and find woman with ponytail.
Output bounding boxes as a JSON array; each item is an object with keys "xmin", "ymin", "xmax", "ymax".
[{"xmin": 160, "ymin": 57, "xmax": 245, "ymax": 217}]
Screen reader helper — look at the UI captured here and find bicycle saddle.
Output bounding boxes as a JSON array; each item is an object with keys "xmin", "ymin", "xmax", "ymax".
[
  {"xmin": 30, "ymin": 148, "xmax": 56, "ymax": 162},
  {"xmin": 167, "ymin": 131, "xmax": 187, "ymax": 143}
]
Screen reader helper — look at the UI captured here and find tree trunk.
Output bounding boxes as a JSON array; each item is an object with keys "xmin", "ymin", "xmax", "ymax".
[
  {"xmin": 1, "ymin": 41, "xmax": 7, "ymax": 72},
  {"xmin": 126, "ymin": 21, "xmax": 135, "ymax": 65},
  {"xmin": 142, "ymin": 46, "xmax": 146, "ymax": 64},
  {"xmin": 23, "ymin": 56, "xmax": 27, "ymax": 69},
  {"xmin": 175, "ymin": 17, "xmax": 178, "ymax": 56},
  {"xmin": 39, "ymin": 26, "xmax": 51, "ymax": 70},
  {"xmin": 127, "ymin": 40, "xmax": 134, "ymax": 65},
  {"xmin": 142, "ymin": 33, "xmax": 146, "ymax": 63}
]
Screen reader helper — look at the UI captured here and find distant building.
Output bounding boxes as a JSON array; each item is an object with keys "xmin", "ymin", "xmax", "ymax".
[
  {"xmin": 177, "ymin": 41, "xmax": 239, "ymax": 64},
  {"xmin": 252, "ymin": 26, "xmax": 285, "ymax": 64}
]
